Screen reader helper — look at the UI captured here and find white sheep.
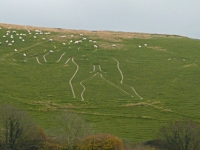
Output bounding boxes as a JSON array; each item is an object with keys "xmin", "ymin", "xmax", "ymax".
[
  {"xmin": 3, "ymin": 35, "xmax": 6, "ymax": 38},
  {"xmin": 49, "ymin": 39, "xmax": 53, "ymax": 42},
  {"xmin": 16, "ymin": 33, "xmax": 19, "ymax": 36},
  {"xmin": 70, "ymin": 40, "xmax": 73, "ymax": 43},
  {"xmin": 94, "ymin": 45, "xmax": 98, "ymax": 49},
  {"xmin": 42, "ymin": 38, "xmax": 46, "ymax": 40},
  {"xmin": 78, "ymin": 40, "xmax": 82, "ymax": 43},
  {"xmin": 80, "ymin": 34, "xmax": 83, "ymax": 36},
  {"xmin": 8, "ymin": 43, "xmax": 12, "ymax": 46},
  {"xmin": 82, "ymin": 38, "xmax": 86, "ymax": 40},
  {"xmin": 14, "ymin": 49, "xmax": 17, "ymax": 52},
  {"xmin": 112, "ymin": 44, "xmax": 116, "ymax": 47},
  {"xmin": 60, "ymin": 35, "xmax": 66, "ymax": 38},
  {"xmin": 93, "ymin": 41, "xmax": 97, "ymax": 44},
  {"xmin": 74, "ymin": 41, "xmax": 79, "ymax": 44},
  {"xmin": 0, "ymin": 27, "xmax": 1, "ymax": 30},
  {"xmin": 23, "ymin": 34, "xmax": 26, "ymax": 36},
  {"xmin": 49, "ymin": 50, "xmax": 54, "ymax": 53},
  {"xmin": 71, "ymin": 35, "xmax": 73, "ymax": 37},
  {"xmin": 19, "ymin": 37, "xmax": 22, "ymax": 39},
  {"xmin": 11, "ymin": 40, "xmax": 14, "ymax": 43},
  {"xmin": 144, "ymin": 44, "xmax": 147, "ymax": 46},
  {"xmin": 6, "ymin": 40, "xmax": 8, "ymax": 43},
  {"xmin": 33, "ymin": 36, "xmax": 37, "ymax": 38},
  {"xmin": 138, "ymin": 45, "xmax": 141, "ymax": 48},
  {"xmin": 23, "ymin": 53, "xmax": 26, "ymax": 57},
  {"xmin": 22, "ymin": 39, "xmax": 25, "ymax": 42},
  {"xmin": 63, "ymin": 43, "xmax": 66, "ymax": 45},
  {"xmin": 0, "ymin": 42, "xmax": 2, "ymax": 45}
]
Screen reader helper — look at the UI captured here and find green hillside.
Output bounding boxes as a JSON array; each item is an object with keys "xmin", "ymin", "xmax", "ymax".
[{"xmin": 0, "ymin": 23, "xmax": 200, "ymax": 142}]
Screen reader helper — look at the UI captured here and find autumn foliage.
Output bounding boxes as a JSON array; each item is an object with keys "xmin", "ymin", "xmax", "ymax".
[{"xmin": 76, "ymin": 133, "xmax": 124, "ymax": 150}]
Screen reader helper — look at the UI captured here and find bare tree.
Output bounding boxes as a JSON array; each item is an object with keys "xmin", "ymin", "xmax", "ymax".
[
  {"xmin": 159, "ymin": 120, "xmax": 200, "ymax": 150},
  {"xmin": 55, "ymin": 111, "xmax": 93, "ymax": 150},
  {"xmin": 0, "ymin": 105, "xmax": 45, "ymax": 150}
]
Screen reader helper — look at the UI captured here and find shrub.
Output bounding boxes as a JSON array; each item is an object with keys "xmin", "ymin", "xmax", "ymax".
[{"xmin": 76, "ymin": 133, "xmax": 124, "ymax": 150}]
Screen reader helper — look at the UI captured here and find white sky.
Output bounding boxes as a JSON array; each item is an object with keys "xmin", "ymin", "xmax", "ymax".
[{"xmin": 0, "ymin": 0, "xmax": 199, "ymax": 39}]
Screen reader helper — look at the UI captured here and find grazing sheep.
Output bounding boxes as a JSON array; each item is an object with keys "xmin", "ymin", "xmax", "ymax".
[
  {"xmin": 112, "ymin": 44, "xmax": 116, "ymax": 47},
  {"xmin": 74, "ymin": 41, "xmax": 79, "ymax": 44},
  {"xmin": 11, "ymin": 40, "xmax": 14, "ymax": 43},
  {"xmin": 16, "ymin": 33, "xmax": 19, "ymax": 36},
  {"xmin": 3, "ymin": 35, "xmax": 6, "ymax": 38},
  {"xmin": 82, "ymin": 38, "xmax": 86, "ymax": 40},
  {"xmin": 144, "ymin": 44, "xmax": 147, "ymax": 46},
  {"xmin": 8, "ymin": 43, "xmax": 12, "ymax": 46},
  {"xmin": 60, "ymin": 35, "xmax": 66, "ymax": 38},
  {"xmin": 138, "ymin": 45, "xmax": 141, "ymax": 48},
  {"xmin": 49, "ymin": 39, "xmax": 53, "ymax": 42},
  {"xmin": 94, "ymin": 45, "xmax": 98, "ymax": 49},
  {"xmin": 80, "ymin": 34, "xmax": 83, "ymax": 36},
  {"xmin": 12, "ymin": 31, "xmax": 16, "ymax": 33},
  {"xmin": 33, "ymin": 36, "xmax": 37, "ymax": 38},
  {"xmin": 22, "ymin": 39, "xmax": 25, "ymax": 42},
  {"xmin": 0, "ymin": 42, "xmax": 2, "ymax": 45},
  {"xmin": 42, "ymin": 38, "xmax": 46, "ymax": 40},
  {"xmin": 63, "ymin": 43, "xmax": 66, "ymax": 45},
  {"xmin": 70, "ymin": 40, "xmax": 73, "ymax": 43},
  {"xmin": 23, "ymin": 34, "xmax": 26, "ymax": 36},
  {"xmin": 23, "ymin": 53, "xmax": 26, "ymax": 56},
  {"xmin": 0, "ymin": 27, "xmax": 1, "ymax": 30},
  {"xmin": 19, "ymin": 37, "xmax": 22, "ymax": 39},
  {"xmin": 29, "ymin": 33, "xmax": 32, "ymax": 34},
  {"xmin": 49, "ymin": 50, "xmax": 54, "ymax": 53},
  {"xmin": 14, "ymin": 49, "xmax": 17, "ymax": 52},
  {"xmin": 6, "ymin": 40, "xmax": 8, "ymax": 43},
  {"xmin": 93, "ymin": 41, "xmax": 97, "ymax": 44},
  {"xmin": 78, "ymin": 40, "xmax": 82, "ymax": 43},
  {"xmin": 71, "ymin": 35, "xmax": 73, "ymax": 37},
  {"xmin": 54, "ymin": 45, "xmax": 56, "ymax": 49}
]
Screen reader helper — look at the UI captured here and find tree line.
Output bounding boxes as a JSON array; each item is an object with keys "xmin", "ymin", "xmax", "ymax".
[{"xmin": 0, "ymin": 105, "xmax": 200, "ymax": 150}]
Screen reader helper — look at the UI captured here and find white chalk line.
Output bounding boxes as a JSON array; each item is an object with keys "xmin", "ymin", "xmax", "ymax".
[
  {"xmin": 80, "ymin": 74, "xmax": 97, "ymax": 101},
  {"xmin": 130, "ymin": 87, "xmax": 143, "ymax": 100},
  {"xmin": 99, "ymin": 65, "xmax": 102, "ymax": 72},
  {"xmin": 65, "ymin": 58, "xmax": 71, "ymax": 65},
  {"xmin": 93, "ymin": 65, "xmax": 95, "ymax": 72},
  {"xmin": 113, "ymin": 57, "xmax": 143, "ymax": 99},
  {"xmin": 112, "ymin": 58, "xmax": 123, "ymax": 84},
  {"xmin": 69, "ymin": 58, "xmax": 79, "ymax": 98},
  {"xmin": 36, "ymin": 57, "xmax": 42, "ymax": 65},
  {"xmin": 43, "ymin": 53, "xmax": 49, "ymax": 62},
  {"xmin": 56, "ymin": 52, "xmax": 66, "ymax": 63},
  {"xmin": 100, "ymin": 74, "xmax": 134, "ymax": 97}
]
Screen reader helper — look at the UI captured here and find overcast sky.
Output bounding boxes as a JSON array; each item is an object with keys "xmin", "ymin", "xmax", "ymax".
[{"xmin": 0, "ymin": 0, "xmax": 199, "ymax": 39}]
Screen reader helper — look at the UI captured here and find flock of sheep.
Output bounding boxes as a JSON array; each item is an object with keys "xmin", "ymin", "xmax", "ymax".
[{"xmin": 0, "ymin": 26, "xmax": 107, "ymax": 58}]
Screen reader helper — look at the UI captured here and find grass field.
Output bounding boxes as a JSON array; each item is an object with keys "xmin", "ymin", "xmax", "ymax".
[{"xmin": 0, "ymin": 23, "xmax": 200, "ymax": 142}]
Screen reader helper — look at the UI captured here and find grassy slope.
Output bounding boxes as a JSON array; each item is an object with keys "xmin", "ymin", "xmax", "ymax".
[{"xmin": 0, "ymin": 23, "xmax": 200, "ymax": 142}]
